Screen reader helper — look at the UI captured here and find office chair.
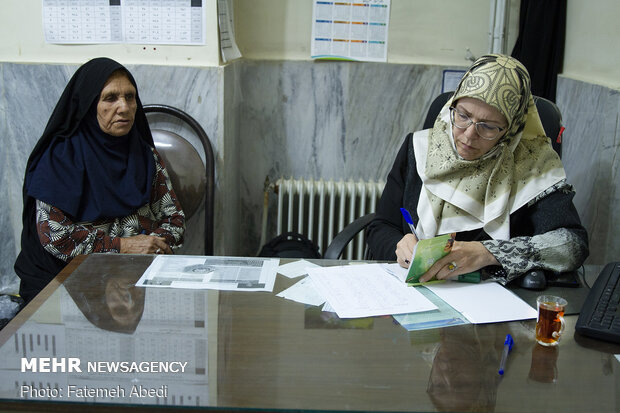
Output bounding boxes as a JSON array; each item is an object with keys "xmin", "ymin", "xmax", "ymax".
[
  {"xmin": 324, "ymin": 92, "xmax": 565, "ymax": 260},
  {"xmin": 144, "ymin": 104, "xmax": 215, "ymax": 256},
  {"xmin": 323, "ymin": 213, "xmax": 375, "ymax": 259}
]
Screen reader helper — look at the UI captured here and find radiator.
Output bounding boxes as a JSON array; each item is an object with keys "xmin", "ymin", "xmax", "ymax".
[{"xmin": 274, "ymin": 178, "xmax": 385, "ymax": 260}]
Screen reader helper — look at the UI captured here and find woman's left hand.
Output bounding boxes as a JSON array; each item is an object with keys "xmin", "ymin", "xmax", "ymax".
[
  {"xmin": 119, "ymin": 234, "xmax": 172, "ymax": 255},
  {"xmin": 418, "ymin": 241, "xmax": 500, "ymax": 283}
]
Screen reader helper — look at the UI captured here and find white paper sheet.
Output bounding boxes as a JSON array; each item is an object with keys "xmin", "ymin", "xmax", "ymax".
[
  {"xmin": 307, "ymin": 264, "xmax": 436, "ymax": 318},
  {"xmin": 426, "ymin": 282, "xmax": 537, "ymax": 324},
  {"xmin": 136, "ymin": 255, "xmax": 279, "ymax": 291},
  {"xmin": 277, "ymin": 259, "xmax": 320, "ymax": 278},
  {"xmin": 322, "ymin": 301, "xmax": 335, "ymax": 313},
  {"xmin": 380, "ymin": 262, "xmax": 408, "ymax": 283},
  {"xmin": 276, "ymin": 276, "xmax": 325, "ymax": 306}
]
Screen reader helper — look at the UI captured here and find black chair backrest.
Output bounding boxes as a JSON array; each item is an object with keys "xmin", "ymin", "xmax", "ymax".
[
  {"xmin": 144, "ymin": 104, "xmax": 215, "ymax": 256},
  {"xmin": 422, "ymin": 91, "xmax": 454, "ymax": 130},
  {"xmin": 422, "ymin": 92, "xmax": 563, "ymax": 158},
  {"xmin": 533, "ymin": 96, "xmax": 563, "ymax": 158},
  {"xmin": 323, "ymin": 213, "xmax": 375, "ymax": 260}
]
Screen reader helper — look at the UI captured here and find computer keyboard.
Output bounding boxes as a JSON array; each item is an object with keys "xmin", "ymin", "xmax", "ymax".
[{"xmin": 575, "ymin": 262, "xmax": 620, "ymax": 344}]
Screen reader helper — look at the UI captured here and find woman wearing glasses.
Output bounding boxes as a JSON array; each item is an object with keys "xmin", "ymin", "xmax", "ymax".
[{"xmin": 367, "ymin": 54, "xmax": 588, "ymax": 284}]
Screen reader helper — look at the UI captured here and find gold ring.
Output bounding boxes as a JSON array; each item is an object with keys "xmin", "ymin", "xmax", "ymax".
[{"xmin": 447, "ymin": 261, "xmax": 457, "ymax": 271}]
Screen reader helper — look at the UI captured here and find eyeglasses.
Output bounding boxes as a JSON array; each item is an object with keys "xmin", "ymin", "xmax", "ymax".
[{"xmin": 449, "ymin": 107, "xmax": 505, "ymax": 140}]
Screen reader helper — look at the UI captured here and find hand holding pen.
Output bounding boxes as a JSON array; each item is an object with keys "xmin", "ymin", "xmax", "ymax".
[
  {"xmin": 397, "ymin": 208, "xmax": 419, "ymax": 267},
  {"xmin": 400, "ymin": 208, "xmax": 419, "ymax": 241}
]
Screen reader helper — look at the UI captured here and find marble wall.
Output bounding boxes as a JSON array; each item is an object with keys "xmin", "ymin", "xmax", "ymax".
[
  {"xmin": 1, "ymin": 60, "xmax": 617, "ymax": 294},
  {"xmin": 1, "ymin": 63, "xmax": 76, "ymax": 294},
  {"xmin": 233, "ymin": 60, "xmax": 448, "ymax": 253},
  {"xmin": 556, "ymin": 76, "xmax": 620, "ymax": 266}
]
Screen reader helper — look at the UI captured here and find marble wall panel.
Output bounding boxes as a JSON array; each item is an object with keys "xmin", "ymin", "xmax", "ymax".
[
  {"xmin": 1, "ymin": 63, "xmax": 77, "ymax": 294},
  {"xmin": 556, "ymin": 76, "xmax": 620, "ymax": 265},
  {"xmin": 235, "ymin": 60, "xmax": 450, "ymax": 254},
  {"xmin": 221, "ymin": 62, "xmax": 242, "ymax": 255}
]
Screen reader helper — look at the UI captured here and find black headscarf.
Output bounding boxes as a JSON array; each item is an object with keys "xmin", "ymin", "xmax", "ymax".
[{"xmin": 15, "ymin": 57, "xmax": 155, "ymax": 303}]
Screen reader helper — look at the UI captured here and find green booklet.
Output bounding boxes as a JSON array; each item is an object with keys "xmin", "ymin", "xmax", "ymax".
[{"xmin": 405, "ymin": 233, "xmax": 455, "ymax": 284}]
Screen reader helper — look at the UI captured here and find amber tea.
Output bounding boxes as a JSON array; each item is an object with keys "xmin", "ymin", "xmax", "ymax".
[{"xmin": 535, "ymin": 295, "xmax": 567, "ymax": 346}]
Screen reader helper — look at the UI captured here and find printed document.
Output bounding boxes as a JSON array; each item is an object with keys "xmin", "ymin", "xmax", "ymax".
[
  {"xmin": 307, "ymin": 264, "xmax": 436, "ymax": 318},
  {"xmin": 42, "ymin": 0, "xmax": 206, "ymax": 45},
  {"xmin": 136, "ymin": 255, "xmax": 279, "ymax": 291}
]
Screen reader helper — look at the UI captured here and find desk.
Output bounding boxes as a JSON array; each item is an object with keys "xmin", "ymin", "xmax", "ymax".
[{"xmin": 0, "ymin": 254, "xmax": 618, "ymax": 412}]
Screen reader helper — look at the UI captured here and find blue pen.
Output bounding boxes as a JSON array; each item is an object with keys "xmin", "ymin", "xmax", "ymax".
[
  {"xmin": 399, "ymin": 208, "xmax": 419, "ymax": 241},
  {"xmin": 498, "ymin": 334, "xmax": 514, "ymax": 376}
]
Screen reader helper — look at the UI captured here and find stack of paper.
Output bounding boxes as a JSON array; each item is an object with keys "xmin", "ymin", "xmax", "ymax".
[
  {"xmin": 305, "ymin": 264, "xmax": 437, "ymax": 318},
  {"xmin": 276, "ymin": 262, "xmax": 537, "ymax": 327}
]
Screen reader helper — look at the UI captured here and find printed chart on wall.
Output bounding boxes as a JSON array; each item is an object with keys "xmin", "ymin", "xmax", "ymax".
[
  {"xmin": 311, "ymin": 0, "xmax": 391, "ymax": 62},
  {"xmin": 217, "ymin": 0, "xmax": 241, "ymax": 62},
  {"xmin": 42, "ymin": 0, "xmax": 206, "ymax": 45}
]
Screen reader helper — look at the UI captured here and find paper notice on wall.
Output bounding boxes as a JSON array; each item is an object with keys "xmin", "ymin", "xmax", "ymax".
[
  {"xmin": 217, "ymin": 0, "xmax": 242, "ymax": 62},
  {"xmin": 42, "ymin": 0, "xmax": 206, "ymax": 45},
  {"xmin": 311, "ymin": 0, "xmax": 391, "ymax": 62}
]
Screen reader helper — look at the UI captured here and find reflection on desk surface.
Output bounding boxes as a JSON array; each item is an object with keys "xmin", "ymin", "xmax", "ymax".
[
  {"xmin": 0, "ymin": 270, "xmax": 211, "ymax": 406},
  {"xmin": 0, "ymin": 254, "xmax": 618, "ymax": 412}
]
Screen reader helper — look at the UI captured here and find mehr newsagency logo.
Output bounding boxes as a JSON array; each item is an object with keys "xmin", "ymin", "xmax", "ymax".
[{"xmin": 20, "ymin": 357, "xmax": 189, "ymax": 400}]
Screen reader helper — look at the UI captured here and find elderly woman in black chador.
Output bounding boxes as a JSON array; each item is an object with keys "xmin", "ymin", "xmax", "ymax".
[
  {"xmin": 15, "ymin": 57, "xmax": 185, "ymax": 303},
  {"xmin": 367, "ymin": 54, "xmax": 588, "ymax": 283}
]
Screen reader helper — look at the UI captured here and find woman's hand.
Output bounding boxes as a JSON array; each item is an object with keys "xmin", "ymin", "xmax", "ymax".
[
  {"xmin": 418, "ymin": 241, "xmax": 499, "ymax": 282},
  {"xmin": 395, "ymin": 233, "xmax": 418, "ymax": 268},
  {"xmin": 119, "ymin": 234, "xmax": 172, "ymax": 255}
]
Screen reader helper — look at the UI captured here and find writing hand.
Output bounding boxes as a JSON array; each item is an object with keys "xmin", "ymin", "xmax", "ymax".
[
  {"xmin": 395, "ymin": 233, "xmax": 418, "ymax": 268},
  {"xmin": 119, "ymin": 234, "xmax": 172, "ymax": 255},
  {"xmin": 418, "ymin": 241, "xmax": 499, "ymax": 282}
]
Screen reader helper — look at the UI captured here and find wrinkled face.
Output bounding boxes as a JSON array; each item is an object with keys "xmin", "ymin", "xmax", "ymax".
[
  {"xmin": 451, "ymin": 97, "xmax": 508, "ymax": 160},
  {"xmin": 96, "ymin": 71, "xmax": 137, "ymax": 137}
]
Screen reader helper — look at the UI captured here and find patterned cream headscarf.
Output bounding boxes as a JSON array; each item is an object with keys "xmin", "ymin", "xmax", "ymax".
[{"xmin": 413, "ymin": 54, "xmax": 566, "ymax": 240}]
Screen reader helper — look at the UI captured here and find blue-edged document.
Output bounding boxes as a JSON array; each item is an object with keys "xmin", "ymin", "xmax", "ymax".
[
  {"xmin": 384, "ymin": 263, "xmax": 536, "ymax": 330},
  {"xmin": 393, "ymin": 287, "xmax": 469, "ymax": 331},
  {"xmin": 425, "ymin": 282, "xmax": 537, "ymax": 324}
]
